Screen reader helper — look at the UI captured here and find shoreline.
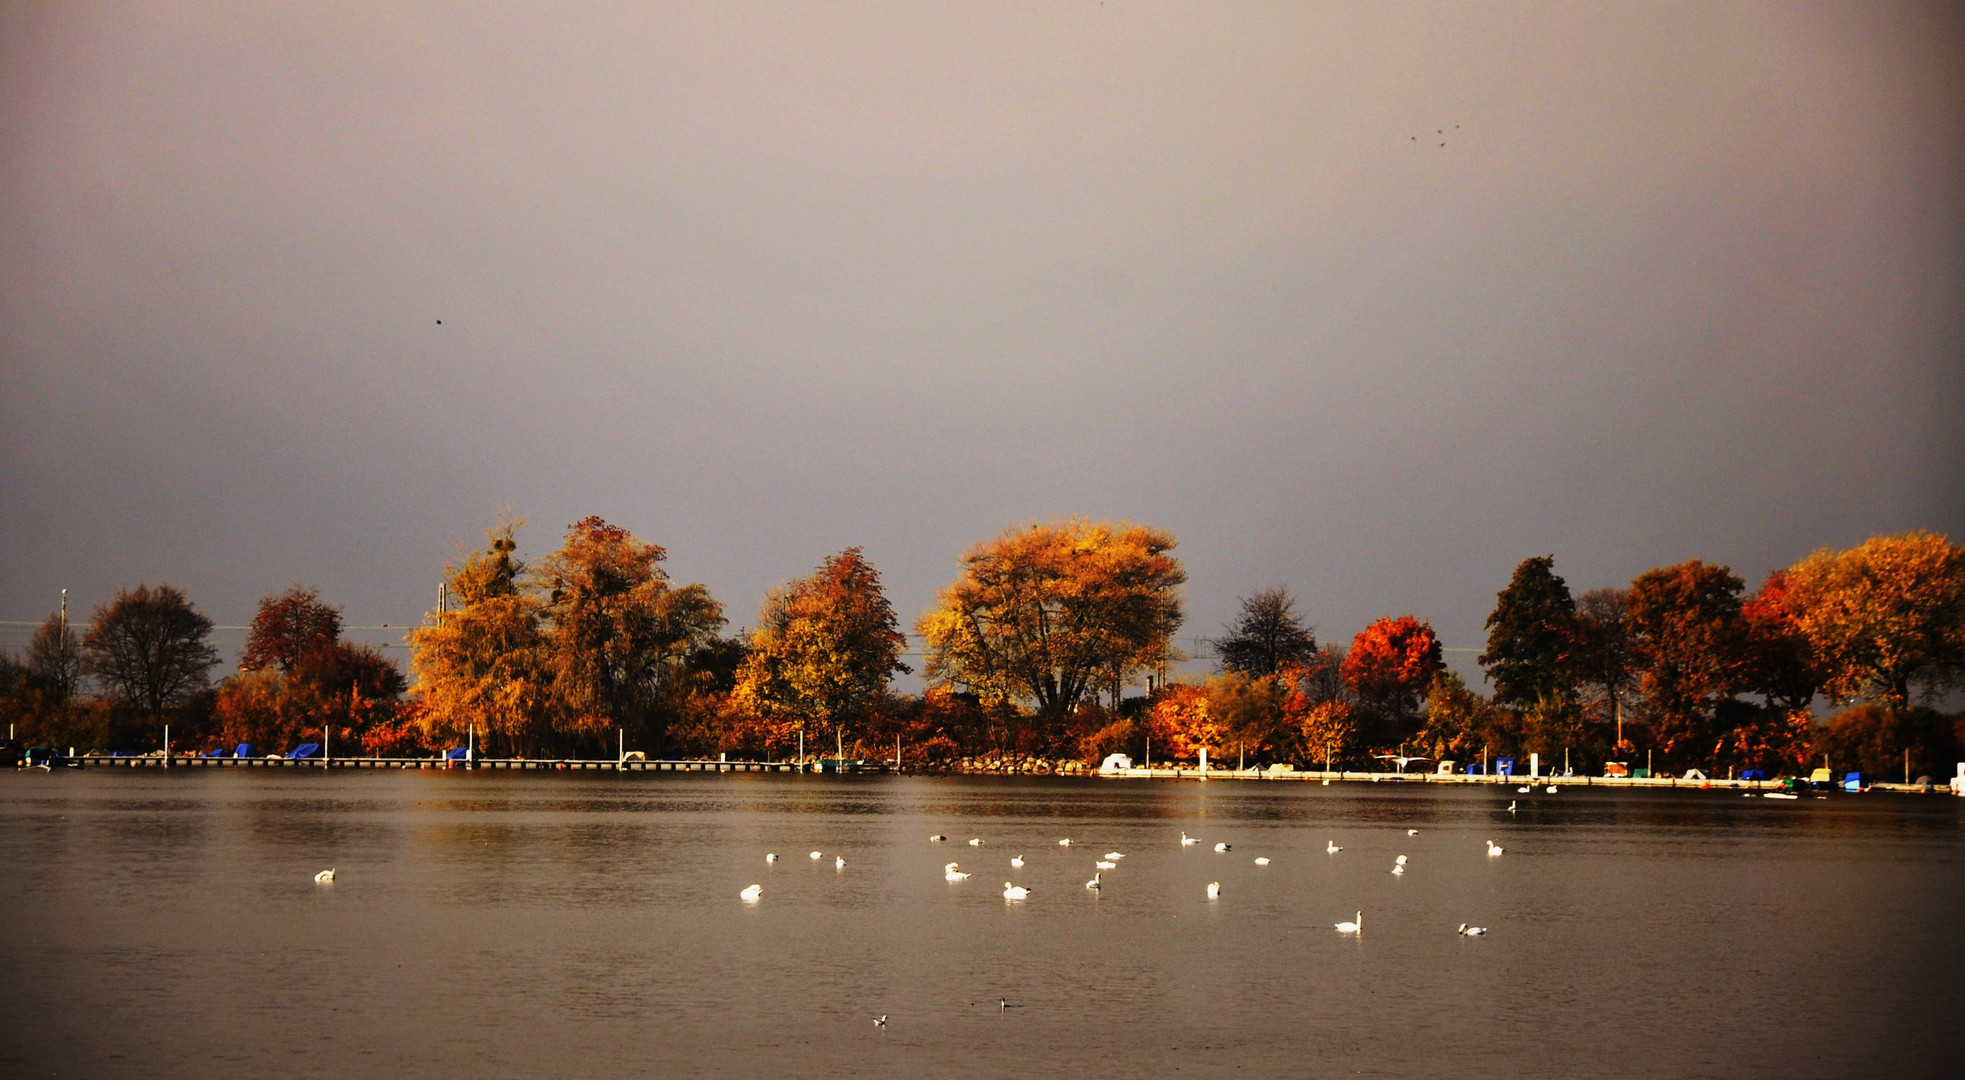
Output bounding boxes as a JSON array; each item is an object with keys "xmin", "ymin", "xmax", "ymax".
[{"xmin": 27, "ymin": 754, "xmax": 1957, "ymax": 795}]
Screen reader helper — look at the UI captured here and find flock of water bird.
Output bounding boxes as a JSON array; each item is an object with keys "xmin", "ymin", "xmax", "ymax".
[{"xmin": 733, "ymin": 810, "xmax": 1517, "ymax": 944}]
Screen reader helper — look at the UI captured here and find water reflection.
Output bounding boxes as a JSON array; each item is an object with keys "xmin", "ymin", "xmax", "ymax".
[{"xmin": 0, "ymin": 770, "xmax": 1958, "ymax": 1080}]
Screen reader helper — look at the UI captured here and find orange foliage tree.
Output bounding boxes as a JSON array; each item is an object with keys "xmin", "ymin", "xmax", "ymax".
[{"xmin": 1341, "ymin": 616, "xmax": 1443, "ymax": 746}]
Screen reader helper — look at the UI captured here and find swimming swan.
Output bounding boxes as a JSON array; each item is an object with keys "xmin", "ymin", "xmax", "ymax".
[
  {"xmin": 1010, "ymin": 856, "xmax": 1025, "ymax": 868},
  {"xmin": 1457, "ymin": 923, "xmax": 1487, "ymax": 936},
  {"xmin": 314, "ymin": 869, "xmax": 335, "ymax": 883},
  {"xmin": 1003, "ymin": 882, "xmax": 1032, "ymax": 900},
  {"xmin": 1336, "ymin": 911, "xmax": 1362, "ymax": 934},
  {"xmin": 968, "ymin": 838, "xmax": 984, "ymax": 846},
  {"xmin": 765, "ymin": 853, "xmax": 779, "ymax": 863},
  {"xmin": 1086, "ymin": 872, "xmax": 1103, "ymax": 890},
  {"xmin": 1103, "ymin": 851, "xmax": 1125, "ymax": 860},
  {"xmin": 810, "ymin": 851, "xmax": 823, "ymax": 860},
  {"xmin": 1395, "ymin": 854, "xmax": 1408, "ymax": 865},
  {"xmin": 1206, "ymin": 881, "xmax": 1221, "ymax": 899},
  {"xmin": 1181, "ymin": 832, "xmax": 1201, "ymax": 845},
  {"xmin": 1095, "ymin": 860, "xmax": 1117, "ymax": 870},
  {"xmin": 1214, "ymin": 842, "xmax": 1231, "ymax": 852},
  {"xmin": 945, "ymin": 862, "xmax": 971, "ymax": 881},
  {"xmin": 1486, "ymin": 840, "xmax": 1504, "ymax": 856},
  {"xmin": 1326, "ymin": 841, "xmax": 1343, "ymax": 854},
  {"xmin": 1254, "ymin": 857, "xmax": 1271, "ymax": 866},
  {"xmin": 835, "ymin": 856, "xmax": 846, "ymax": 869},
  {"xmin": 1058, "ymin": 838, "xmax": 1073, "ymax": 846},
  {"xmin": 740, "ymin": 883, "xmax": 762, "ymax": 902}
]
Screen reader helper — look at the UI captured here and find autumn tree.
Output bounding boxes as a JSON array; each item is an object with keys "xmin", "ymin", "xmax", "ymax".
[
  {"xmin": 241, "ymin": 586, "xmax": 343, "ymax": 673},
  {"xmin": 918, "ymin": 520, "xmax": 1185, "ymax": 717},
  {"xmin": 409, "ymin": 522, "xmax": 550, "ymax": 755},
  {"xmin": 1783, "ymin": 532, "xmax": 1965, "ymax": 709},
  {"xmin": 1625, "ymin": 560, "xmax": 1747, "ymax": 765},
  {"xmin": 1214, "ymin": 587, "xmax": 1318, "ymax": 677},
  {"xmin": 1479, "ymin": 556, "xmax": 1576, "ymax": 709},
  {"xmin": 1568, "ymin": 587, "xmax": 1635, "ymax": 750},
  {"xmin": 1414, "ymin": 669, "xmax": 1499, "ymax": 763},
  {"xmin": 1739, "ymin": 570, "xmax": 1823, "ymax": 713},
  {"xmin": 81, "ymin": 583, "xmax": 221, "ymax": 728},
  {"xmin": 732, "ymin": 548, "xmax": 909, "ymax": 756},
  {"xmin": 25, "ymin": 611, "xmax": 83, "ymax": 703},
  {"xmin": 1341, "ymin": 615, "xmax": 1443, "ymax": 746},
  {"xmin": 538, "ymin": 516, "xmax": 723, "ymax": 749}
]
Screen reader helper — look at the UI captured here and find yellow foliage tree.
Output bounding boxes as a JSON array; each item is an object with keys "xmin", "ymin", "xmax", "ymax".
[
  {"xmin": 408, "ymin": 522, "xmax": 549, "ymax": 755},
  {"xmin": 917, "ymin": 520, "xmax": 1185, "ymax": 716},
  {"xmin": 732, "ymin": 548, "xmax": 908, "ymax": 756},
  {"xmin": 1784, "ymin": 531, "xmax": 1965, "ymax": 709}
]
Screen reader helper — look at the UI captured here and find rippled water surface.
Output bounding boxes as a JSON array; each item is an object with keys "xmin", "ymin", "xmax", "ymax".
[{"xmin": 1, "ymin": 770, "xmax": 1959, "ymax": 1079}]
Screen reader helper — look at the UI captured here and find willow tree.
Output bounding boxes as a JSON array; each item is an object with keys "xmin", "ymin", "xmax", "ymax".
[
  {"xmin": 918, "ymin": 520, "xmax": 1185, "ymax": 718},
  {"xmin": 732, "ymin": 547, "xmax": 909, "ymax": 758},
  {"xmin": 537, "ymin": 516, "xmax": 723, "ymax": 751},
  {"xmin": 409, "ymin": 521, "xmax": 552, "ymax": 755}
]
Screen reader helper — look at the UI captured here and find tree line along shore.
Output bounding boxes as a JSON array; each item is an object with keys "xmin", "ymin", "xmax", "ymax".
[{"xmin": 3, "ymin": 520, "xmax": 1961, "ymax": 783}]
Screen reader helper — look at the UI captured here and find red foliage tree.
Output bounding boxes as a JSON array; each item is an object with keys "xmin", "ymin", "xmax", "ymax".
[
  {"xmin": 242, "ymin": 586, "xmax": 343, "ymax": 674},
  {"xmin": 1341, "ymin": 616, "xmax": 1443, "ymax": 746}
]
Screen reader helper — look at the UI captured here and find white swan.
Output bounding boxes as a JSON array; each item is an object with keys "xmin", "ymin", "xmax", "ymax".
[
  {"xmin": 1058, "ymin": 838, "xmax": 1072, "ymax": 846},
  {"xmin": 1486, "ymin": 840, "xmax": 1504, "ymax": 856},
  {"xmin": 1254, "ymin": 857, "xmax": 1271, "ymax": 866},
  {"xmin": 765, "ymin": 852, "xmax": 779, "ymax": 863},
  {"xmin": 1213, "ymin": 842, "xmax": 1231, "ymax": 852},
  {"xmin": 945, "ymin": 862, "xmax": 971, "ymax": 881},
  {"xmin": 1103, "ymin": 851, "xmax": 1125, "ymax": 860},
  {"xmin": 929, "ymin": 834, "xmax": 947, "ymax": 842},
  {"xmin": 1507, "ymin": 801, "xmax": 1517, "ymax": 812},
  {"xmin": 809, "ymin": 850, "xmax": 823, "ymax": 860},
  {"xmin": 1391, "ymin": 865, "xmax": 1405, "ymax": 876},
  {"xmin": 1407, "ymin": 829, "xmax": 1419, "ymax": 836},
  {"xmin": 1335, "ymin": 911, "xmax": 1362, "ymax": 934},
  {"xmin": 740, "ymin": 883, "xmax": 762, "ymax": 902},
  {"xmin": 1326, "ymin": 841, "xmax": 1343, "ymax": 854},
  {"xmin": 1003, "ymin": 881, "xmax": 1031, "ymax": 900},
  {"xmin": 1010, "ymin": 856, "xmax": 1025, "ymax": 868},
  {"xmin": 1086, "ymin": 872, "xmax": 1102, "ymax": 890},
  {"xmin": 1517, "ymin": 785, "xmax": 1530, "ymax": 793},
  {"xmin": 1180, "ymin": 831, "xmax": 1200, "ymax": 845},
  {"xmin": 873, "ymin": 1015, "xmax": 886, "ymax": 1027},
  {"xmin": 1095, "ymin": 860, "xmax": 1117, "ymax": 870},
  {"xmin": 968, "ymin": 838, "xmax": 984, "ymax": 846},
  {"xmin": 835, "ymin": 856, "xmax": 846, "ymax": 869},
  {"xmin": 1395, "ymin": 854, "xmax": 1408, "ymax": 866},
  {"xmin": 1206, "ymin": 881, "xmax": 1221, "ymax": 899},
  {"xmin": 1457, "ymin": 922, "xmax": 1486, "ymax": 936},
  {"xmin": 314, "ymin": 868, "xmax": 335, "ymax": 883},
  {"xmin": 1546, "ymin": 785, "xmax": 1558, "ymax": 794}
]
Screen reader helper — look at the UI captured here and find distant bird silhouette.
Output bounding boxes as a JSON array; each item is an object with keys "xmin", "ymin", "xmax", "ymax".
[
  {"xmin": 435, "ymin": 320, "xmax": 442, "ymax": 325},
  {"xmin": 873, "ymin": 1014, "xmax": 887, "ymax": 1027}
]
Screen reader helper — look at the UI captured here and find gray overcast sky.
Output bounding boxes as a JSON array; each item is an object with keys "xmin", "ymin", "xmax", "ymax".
[{"xmin": 2, "ymin": 1, "xmax": 1961, "ymax": 683}]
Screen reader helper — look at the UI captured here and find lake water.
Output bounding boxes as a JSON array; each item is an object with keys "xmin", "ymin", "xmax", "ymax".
[{"xmin": 0, "ymin": 770, "xmax": 1959, "ymax": 1079}]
